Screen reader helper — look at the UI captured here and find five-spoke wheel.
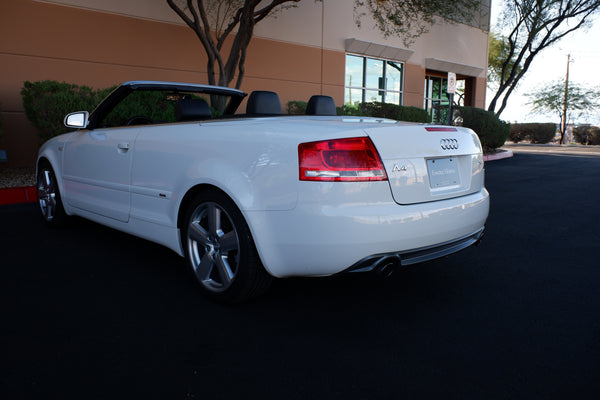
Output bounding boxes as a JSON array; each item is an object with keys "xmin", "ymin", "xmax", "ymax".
[
  {"xmin": 183, "ymin": 191, "xmax": 272, "ymax": 302},
  {"xmin": 187, "ymin": 201, "xmax": 241, "ymax": 292},
  {"xmin": 37, "ymin": 163, "xmax": 67, "ymax": 225}
]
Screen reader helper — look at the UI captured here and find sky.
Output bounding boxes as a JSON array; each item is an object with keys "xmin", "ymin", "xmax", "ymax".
[{"xmin": 486, "ymin": 1, "xmax": 600, "ymax": 125}]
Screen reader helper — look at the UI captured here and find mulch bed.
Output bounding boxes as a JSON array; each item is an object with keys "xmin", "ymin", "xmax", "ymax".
[{"xmin": 0, "ymin": 167, "xmax": 36, "ymax": 189}]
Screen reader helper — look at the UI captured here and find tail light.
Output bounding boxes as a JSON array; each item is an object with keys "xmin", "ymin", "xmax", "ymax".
[{"xmin": 298, "ymin": 137, "xmax": 387, "ymax": 181}]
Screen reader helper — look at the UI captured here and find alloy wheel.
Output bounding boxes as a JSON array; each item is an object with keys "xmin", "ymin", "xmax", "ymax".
[{"xmin": 186, "ymin": 202, "xmax": 241, "ymax": 292}]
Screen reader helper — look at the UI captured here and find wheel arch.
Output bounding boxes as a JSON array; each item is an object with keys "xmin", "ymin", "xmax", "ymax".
[
  {"xmin": 36, "ymin": 156, "xmax": 62, "ymax": 193},
  {"xmin": 175, "ymin": 183, "xmax": 273, "ymax": 273},
  {"xmin": 36, "ymin": 137, "xmax": 67, "ymax": 199},
  {"xmin": 177, "ymin": 184, "xmax": 234, "ymax": 230}
]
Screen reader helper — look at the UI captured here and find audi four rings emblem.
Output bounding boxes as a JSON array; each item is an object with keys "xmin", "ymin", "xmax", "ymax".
[{"xmin": 440, "ymin": 138, "xmax": 459, "ymax": 150}]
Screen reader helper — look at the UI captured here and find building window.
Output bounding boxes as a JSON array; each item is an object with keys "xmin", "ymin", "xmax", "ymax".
[{"xmin": 344, "ymin": 54, "xmax": 403, "ymax": 106}]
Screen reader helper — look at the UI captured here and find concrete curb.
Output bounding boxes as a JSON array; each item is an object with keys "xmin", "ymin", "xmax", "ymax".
[
  {"xmin": 484, "ymin": 150, "xmax": 514, "ymax": 162},
  {"xmin": 0, "ymin": 186, "xmax": 37, "ymax": 206}
]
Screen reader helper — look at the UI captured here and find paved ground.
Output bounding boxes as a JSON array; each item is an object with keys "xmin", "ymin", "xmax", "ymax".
[
  {"xmin": 2, "ymin": 149, "xmax": 600, "ymax": 399},
  {"xmin": 504, "ymin": 142, "xmax": 600, "ymax": 156}
]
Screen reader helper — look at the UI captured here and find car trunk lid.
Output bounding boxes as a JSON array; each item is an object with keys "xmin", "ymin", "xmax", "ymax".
[{"xmin": 365, "ymin": 124, "xmax": 485, "ymax": 205}]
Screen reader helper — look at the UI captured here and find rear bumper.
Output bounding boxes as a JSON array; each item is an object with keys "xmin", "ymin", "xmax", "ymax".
[
  {"xmin": 244, "ymin": 182, "xmax": 489, "ymax": 278},
  {"xmin": 344, "ymin": 227, "xmax": 484, "ymax": 274}
]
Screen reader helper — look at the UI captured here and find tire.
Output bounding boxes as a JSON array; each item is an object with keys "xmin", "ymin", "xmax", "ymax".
[
  {"xmin": 182, "ymin": 190, "xmax": 272, "ymax": 303},
  {"xmin": 37, "ymin": 162, "xmax": 68, "ymax": 226}
]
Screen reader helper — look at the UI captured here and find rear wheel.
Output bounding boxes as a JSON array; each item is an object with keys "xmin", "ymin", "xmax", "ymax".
[
  {"xmin": 182, "ymin": 190, "xmax": 272, "ymax": 302},
  {"xmin": 37, "ymin": 162, "xmax": 68, "ymax": 225}
]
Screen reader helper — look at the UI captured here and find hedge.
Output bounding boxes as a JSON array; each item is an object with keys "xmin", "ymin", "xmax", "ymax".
[
  {"xmin": 344, "ymin": 102, "xmax": 430, "ymax": 123},
  {"xmin": 573, "ymin": 125, "xmax": 600, "ymax": 145},
  {"xmin": 21, "ymin": 80, "xmax": 112, "ymax": 142},
  {"xmin": 454, "ymin": 106, "xmax": 510, "ymax": 151},
  {"xmin": 21, "ymin": 80, "xmax": 185, "ymax": 143},
  {"xmin": 287, "ymin": 100, "xmax": 430, "ymax": 123},
  {"xmin": 509, "ymin": 123, "xmax": 556, "ymax": 144}
]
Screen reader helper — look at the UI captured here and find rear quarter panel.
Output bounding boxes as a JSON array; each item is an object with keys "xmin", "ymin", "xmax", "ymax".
[{"xmin": 129, "ymin": 120, "xmax": 303, "ymax": 228}]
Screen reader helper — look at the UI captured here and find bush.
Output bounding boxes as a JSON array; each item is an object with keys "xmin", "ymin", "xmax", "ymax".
[
  {"xmin": 102, "ymin": 90, "xmax": 178, "ymax": 127},
  {"xmin": 455, "ymin": 106, "xmax": 510, "ymax": 151},
  {"xmin": 287, "ymin": 101, "xmax": 307, "ymax": 115},
  {"xmin": 21, "ymin": 81, "xmax": 187, "ymax": 142},
  {"xmin": 573, "ymin": 125, "xmax": 600, "ymax": 145},
  {"xmin": 509, "ymin": 123, "xmax": 556, "ymax": 144},
  {"xmin": 21, "ymin": 80, "xmax": 110, "ymax": 142},
  {"xmin": 338, "ymin": 102, "xmax": 430, "ymax": 123}
]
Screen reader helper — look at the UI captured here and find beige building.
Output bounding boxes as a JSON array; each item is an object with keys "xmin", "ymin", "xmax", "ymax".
[{"xmin": 0, "ymin": 0, "xmax": 490, "ymax": 167}]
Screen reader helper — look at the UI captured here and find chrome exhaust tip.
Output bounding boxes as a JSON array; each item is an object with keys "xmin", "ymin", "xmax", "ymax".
[{"xmin": 373, "ymin": 256, "xmax": 401, "ymax": 278}]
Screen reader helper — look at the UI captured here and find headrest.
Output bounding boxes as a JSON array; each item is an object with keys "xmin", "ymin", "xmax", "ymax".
[
  {"xmin": 175, "ymin": 98, "xmax": 212, "ymax": 121},
  {"xmin": 246, "ymin": 91, "xmax": 282, "ymax": 115},
  {"xmin": 306, "ymin": 95, "xmax": 336, "ymax": 116}
]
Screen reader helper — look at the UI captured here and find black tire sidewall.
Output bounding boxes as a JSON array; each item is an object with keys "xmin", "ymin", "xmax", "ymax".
[
  {"xmin": 182, "ymin": 190, "xmax": 270, "ymax": 303},
  {"xmin": 37, "ymin": 163, "xmax": 68, "ymax": 226}
]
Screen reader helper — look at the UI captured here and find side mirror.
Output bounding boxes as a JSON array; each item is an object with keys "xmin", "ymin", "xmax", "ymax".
[{"xmin": 64, "ymin": 111, "xmax": 89, "ymax": 128}]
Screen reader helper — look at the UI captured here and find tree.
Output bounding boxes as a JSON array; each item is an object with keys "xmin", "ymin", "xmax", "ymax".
[
  {"xmin": 488, "ymin": 0, "xmax": 600, "ymax": 117},
  {"xmin": 354, "ymin": 0, "xmax": 480, "ymax": 47},
  {"xmin": 166, "ymin": 0, "xmax": 300, "ymax": 91},
  {"xmin": 526, "ymin": 80, "xmax": 599, "ymax": 143},
  {"xmin": 167, "ymin": 0, "xmax": 482, "ymax": 107},
  {"xmin": 487, "ymin": 32, "xmax": 521, "ymax": 87}
]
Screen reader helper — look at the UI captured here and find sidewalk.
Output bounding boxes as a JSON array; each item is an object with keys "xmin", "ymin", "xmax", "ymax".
[{"xmin": 503, "ymin": 143, "xmax": 600, "ymax": 156}]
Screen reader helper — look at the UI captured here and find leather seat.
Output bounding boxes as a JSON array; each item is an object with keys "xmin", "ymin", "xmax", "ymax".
[
  {"xmin": 306, "ymin": 95, "xmax": 336, "ymax": 116},
  {"xmin": 246, "ymin": 91, "xmax": 283, "ymax": 115},
  {"xmin": 175, "ymin": 98, "xmax": 212, "ymax": 121}
]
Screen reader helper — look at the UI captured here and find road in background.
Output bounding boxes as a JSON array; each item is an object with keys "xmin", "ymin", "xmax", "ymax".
[{"xmin": 2, "ymin": 149, "xmax": 599, "ymax": 399}]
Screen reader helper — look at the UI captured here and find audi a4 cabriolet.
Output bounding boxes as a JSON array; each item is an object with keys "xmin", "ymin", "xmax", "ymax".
[{"xmin": 37, "ymin": 81, "xmax": 489, "ymax": 302}]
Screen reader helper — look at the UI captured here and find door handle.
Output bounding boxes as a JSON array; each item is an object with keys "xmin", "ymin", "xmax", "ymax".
[{"xmin": 117, "ymin": 143, "xmax": 130, "ymax": 152}]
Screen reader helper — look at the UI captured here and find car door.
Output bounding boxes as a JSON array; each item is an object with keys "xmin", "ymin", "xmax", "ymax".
[{"xmin": 62, "ymin": 127, "xmax": 140, "ymax": 222}]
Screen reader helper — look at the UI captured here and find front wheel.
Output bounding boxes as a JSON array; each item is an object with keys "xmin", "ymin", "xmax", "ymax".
[
  {"xmin": 37, "ymin": 163, "xmax": 68, "ymax": 225},
  {"xmin": 182, "ymin": 190, "xmax": 272, "ymax": 303}
]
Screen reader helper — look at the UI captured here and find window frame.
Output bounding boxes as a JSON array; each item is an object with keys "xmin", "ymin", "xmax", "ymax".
[{"xmin": 344, "ymin": 54, "xmax": 404, "ymax": 106}]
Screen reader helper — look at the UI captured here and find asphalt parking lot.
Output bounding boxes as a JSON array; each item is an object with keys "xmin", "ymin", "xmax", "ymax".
[{"xmin": 2, "ymin": 147, "xmax": 600, "ymax": 399}]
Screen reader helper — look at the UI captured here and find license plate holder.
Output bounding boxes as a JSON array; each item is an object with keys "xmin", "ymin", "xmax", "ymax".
[{"xmin": 427, "ymin": 157, "xmax": 460, "ymax": 188}]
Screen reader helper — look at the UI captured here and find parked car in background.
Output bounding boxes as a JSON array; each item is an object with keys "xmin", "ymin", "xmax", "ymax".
[{"xmin": 37, "ymin": 81, "xmax": 489, "ymax": 302}]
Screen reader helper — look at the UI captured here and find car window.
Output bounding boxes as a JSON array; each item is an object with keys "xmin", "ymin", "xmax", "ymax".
[{"xmin": 100, "ymin": 90, "xmax": 177, "ymax": 128}]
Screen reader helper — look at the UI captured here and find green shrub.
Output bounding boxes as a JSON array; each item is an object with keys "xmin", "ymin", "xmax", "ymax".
[
  {"xmin": 455, "ymin": 106, "xmax": 510, "ymax": 151},
  {"xmin": 337, "ymin": 102, "xmax": 430, "ymax": 123},
  {"xmin": 287, "ymin": 101, "xmax": 307, "ymax": 115},
  {"xmin": 21, "ymin": 80, "xmax": 108, "ymax": 142},
  {"xmin": 102, "ymin": 90, "xmax": 177, "ymax": 127},
  {"xmin": 21, "ymin": 81, "xmax": 190, "ymax": 142},
  {"xmin": 573, "ymin": 125, "xmax": 600, "ymax": 145},
  {"xmin": 509, "ymin": 123, "xmax": 556, "ymax": 144},
  {"xmin": 336, "ymin": 104, "xmax": 364, "ymax": 116}
]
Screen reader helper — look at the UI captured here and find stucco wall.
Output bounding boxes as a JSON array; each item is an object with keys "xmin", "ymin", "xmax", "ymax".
[{"xmin": 1, "ymin": 0, "xmax": 488, "ymax": 167}]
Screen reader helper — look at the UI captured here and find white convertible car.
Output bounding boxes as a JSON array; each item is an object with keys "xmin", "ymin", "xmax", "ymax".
[{"xmin": 37, "ymin": 81, "xmax": 489, "ymax": 302}]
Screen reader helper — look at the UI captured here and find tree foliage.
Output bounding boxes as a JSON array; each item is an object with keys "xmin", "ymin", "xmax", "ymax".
[
  {"xmin": 488, "ymin": 0, "xmax": 600, "ymax": 116},
  {"xmin": 166, "ymin": 0, "xmax": 483, "ymax": 106},
  {"xmin": 488, "ymin": 32, "xmax": 522, "ymax": 86},
  {"xmin": 526, "ymin": 80, "xmax": 599, "ymax": 142},
  {"xmin": 166, "ymin": 0, "xmax": 300, "ymax": 92},
  {"xmin": 354, "ymin": 0, "xmax": 480, "ymax": 47}
]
